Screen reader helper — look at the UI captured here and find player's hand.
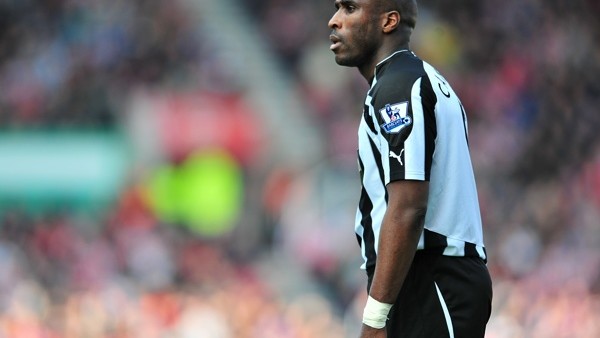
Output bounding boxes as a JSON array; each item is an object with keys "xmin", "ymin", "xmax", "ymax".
[{"xmin": 359, "ymin": 324, "xmax": 387, "ymax": 338}]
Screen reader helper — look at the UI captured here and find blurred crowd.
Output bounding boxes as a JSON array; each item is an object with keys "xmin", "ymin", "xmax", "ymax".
[
  {"xmin": 0, "ymin": 196, "xmax": 347, "ymax": 337},
  {"xmin": 1, "ymin": 0, "xmax": 600, "ymax": 337},
  {"xmin": 0, "ymin": 0, "xmax": 228, "ymax": 128}
]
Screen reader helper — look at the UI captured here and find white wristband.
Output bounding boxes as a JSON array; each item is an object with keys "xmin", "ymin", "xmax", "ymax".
[{"xmin": 362, "ymin": 295, "xmax": 393, "ymax": 329}]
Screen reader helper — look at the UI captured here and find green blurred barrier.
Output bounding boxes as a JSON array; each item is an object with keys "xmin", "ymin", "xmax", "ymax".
[{"xmin": 0, "ymin": 131, "xmax": 131, "ymax": 214}]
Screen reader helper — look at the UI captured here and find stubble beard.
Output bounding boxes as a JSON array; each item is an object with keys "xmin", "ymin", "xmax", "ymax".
[
  {"xmin": 334, "ymin": 44, "xmax": 376, "ymax": 70},
  {"xmin": 333, "ymin": 25, "xmax": 378, "ymax": 69}
]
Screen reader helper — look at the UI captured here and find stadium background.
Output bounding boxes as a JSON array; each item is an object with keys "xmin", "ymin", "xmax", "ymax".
[{"xmin": 0, "ymin": 0, "xmax": 599, "ymax": 337}]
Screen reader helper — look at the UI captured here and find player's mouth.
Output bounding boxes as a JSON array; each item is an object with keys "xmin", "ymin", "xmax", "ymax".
[{"xmin": 329, "ymin": 34, "xmax": 342, "ymax": 51}]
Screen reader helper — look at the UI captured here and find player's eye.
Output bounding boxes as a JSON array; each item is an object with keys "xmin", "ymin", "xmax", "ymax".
[{"xmin": 334, "ymin": 1, "xmax": 357, "ymax": 14}]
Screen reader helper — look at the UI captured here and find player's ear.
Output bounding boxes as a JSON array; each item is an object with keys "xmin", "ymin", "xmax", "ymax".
[{"xmin": 382, "ymin": 11, "xmax": 400, "ymax": 33}]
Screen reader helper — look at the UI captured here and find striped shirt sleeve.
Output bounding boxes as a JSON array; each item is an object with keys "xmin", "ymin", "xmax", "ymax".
[{"xmin": 372, "ymin": 73, "xmax": 437, "ymax": 184}]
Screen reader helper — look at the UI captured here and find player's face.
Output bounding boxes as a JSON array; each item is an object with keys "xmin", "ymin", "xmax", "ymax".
[{"xmin": 328, "ymin": 0, "xmax": 381, "ymax": 68}]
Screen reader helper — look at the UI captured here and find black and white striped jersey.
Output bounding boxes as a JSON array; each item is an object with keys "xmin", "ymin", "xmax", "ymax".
[{"xmin": 355, "ymin": 50, "xmax": 487, "ymax": 272}]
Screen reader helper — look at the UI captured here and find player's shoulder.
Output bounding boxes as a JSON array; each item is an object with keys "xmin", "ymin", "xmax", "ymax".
[
  {"xmin": 377, "ymin": 52, "xmax": 426, "ymax": 86},
  {"xmin": 373, "ymin": 51, "xmax": 429, "ymax": 100}
]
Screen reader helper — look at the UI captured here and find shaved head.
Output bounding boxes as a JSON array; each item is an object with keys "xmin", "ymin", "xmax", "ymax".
[{"xmin": 378, "ymin": 0, "xmax": 418, "ymax": 29}]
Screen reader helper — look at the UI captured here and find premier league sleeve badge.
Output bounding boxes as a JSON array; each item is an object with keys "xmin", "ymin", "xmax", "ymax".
[{"xmin": 379, "ymin": 102, "xmax": 412, "ymax": 134}]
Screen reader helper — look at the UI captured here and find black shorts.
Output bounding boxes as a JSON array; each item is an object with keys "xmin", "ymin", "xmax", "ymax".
[{"xmin": 367, "ymin": 252, "xmax": 492, "ymax": 338}]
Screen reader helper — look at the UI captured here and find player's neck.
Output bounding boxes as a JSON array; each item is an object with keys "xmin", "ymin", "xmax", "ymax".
[{"xmin": 359, "ymin": 43, "xmax": 410, "ymax": 84}]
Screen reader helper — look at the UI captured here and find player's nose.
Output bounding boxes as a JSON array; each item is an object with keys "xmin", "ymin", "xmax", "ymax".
[{"xmin": 328, "ymin": 10, "xmax": 340, "ymax": 29}]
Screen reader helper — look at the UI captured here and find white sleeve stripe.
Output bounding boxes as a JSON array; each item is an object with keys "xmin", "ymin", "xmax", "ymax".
[{"xmin": 404, "ymin": 77, "xmax": 426, "ymax": 179}]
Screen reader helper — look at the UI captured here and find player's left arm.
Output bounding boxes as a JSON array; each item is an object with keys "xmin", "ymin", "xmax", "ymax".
[{"xmin": 360, "ymin": 179, "xmax": 429, "ymax": 337}]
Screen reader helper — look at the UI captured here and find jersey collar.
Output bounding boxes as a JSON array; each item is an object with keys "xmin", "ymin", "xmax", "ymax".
[{"xmin": 376, "ymin": 49, "xmax": 409, "ymax": 67}]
